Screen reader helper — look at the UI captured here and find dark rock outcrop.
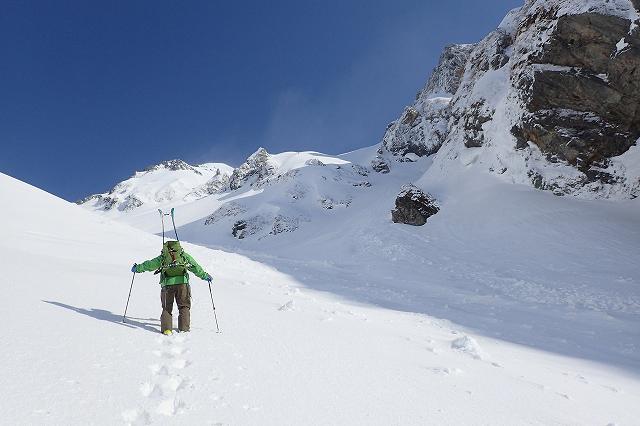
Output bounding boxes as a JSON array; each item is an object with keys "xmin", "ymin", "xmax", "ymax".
[
  {"xmin": 513, "ymin": 12, "xmax": 640, "ymax": 177},
  {"xmin": 232, "ymin": 220, "xmax": 248, "ymax": 239},
  {"xmin": 120, "ymin": 195, "xmax": 143, "ymax": 211},
  {"xmin": 416, "ymin": 0, "xmax": 640, "ymax": 198},
  {"xmin": 391, "ymin": 184, "xmax": 439, "ymax": 226}
]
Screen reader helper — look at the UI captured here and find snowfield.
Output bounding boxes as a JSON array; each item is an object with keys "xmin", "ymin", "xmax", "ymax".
[{"xmin": 2, "ymin": 165, "xmax": 640, "ymax": 425}]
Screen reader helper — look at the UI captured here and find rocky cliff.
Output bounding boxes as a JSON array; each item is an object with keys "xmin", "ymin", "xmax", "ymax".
[
  {"xmin": 379, "ymin": 0, "xmax": 640, "ymax": 199},
  {"xmin": 373, "ymin": 44, "xmax": 475, "ymax": 172}
]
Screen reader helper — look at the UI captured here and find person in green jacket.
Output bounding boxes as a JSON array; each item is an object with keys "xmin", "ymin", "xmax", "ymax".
[{"xmin": 132, "ymin": 240, "xmax": 212, "ymax": 335}]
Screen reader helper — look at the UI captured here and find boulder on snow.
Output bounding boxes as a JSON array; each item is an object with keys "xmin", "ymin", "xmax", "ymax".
[{"xmin": 391, "ymin": 184, "xmax": 439, "ymax": 226}]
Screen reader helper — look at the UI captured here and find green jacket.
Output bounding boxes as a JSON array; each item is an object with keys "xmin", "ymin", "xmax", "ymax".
[{"xmin": 135, "ymin": 251, "xmax": 209, "ymax": 286}]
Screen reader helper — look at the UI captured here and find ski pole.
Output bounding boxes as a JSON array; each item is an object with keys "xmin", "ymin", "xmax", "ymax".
[
  {"xmin": 122, "ymin": 271, "xmax": 136, "ymax": 323},
  {"xmin": 208, "ymin": 282, "xmax": 221, "ymax": 333}
]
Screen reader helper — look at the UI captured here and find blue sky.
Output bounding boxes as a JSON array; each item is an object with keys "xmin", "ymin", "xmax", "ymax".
[{"xmin": 0, "ymin": 0, "xmax": 522, "ymax": 201}]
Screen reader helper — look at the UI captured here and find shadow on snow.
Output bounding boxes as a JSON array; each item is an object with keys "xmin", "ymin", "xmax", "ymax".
[{"xmin": 43, "ymin": 300, "xmax": 159, "ymax": 334}]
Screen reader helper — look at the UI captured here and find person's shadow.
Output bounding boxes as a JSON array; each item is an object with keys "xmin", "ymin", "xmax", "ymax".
[{"xmin": 43, "ymin": 300, "xmax": 159, "ymax": 334}]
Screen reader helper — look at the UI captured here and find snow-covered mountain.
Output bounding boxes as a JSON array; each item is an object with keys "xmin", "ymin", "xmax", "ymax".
[
  {"xmin": 80, "ymin": 0, "xmax": 640, "ymax": 246},
  {"xmin": 79, "ymin": 159, "xmax": 233, "ymax": 214},
  {"xmin": 380, "ymin": 0, "xmax": 640, "ymax": 199},
  {"xmin": 76, "ymin": 0, "xmax": 640, "ymax": 257}
]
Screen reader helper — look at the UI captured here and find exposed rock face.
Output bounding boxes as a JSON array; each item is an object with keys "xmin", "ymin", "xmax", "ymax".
[
  {"xmin": 513, "ymin": 12, "xmax": 640, "ymax": 178},
  {"xmin": 228, "ymin": 147, "xmax": 277, "ymax": 190},
  {"xmin": 204, "ymin": 202, "xmax": 246, "ymax": 225},
  {"xmin": 372, "ymin": 44, "xmax": 475, "ymax": 169},
  {"xmin": 231, "ymin": 220, "xmax": 249, "ymax": 239},
  {"xmin": 400, "ymin": 0, "xmax": 640, "ymax": 199},
  {"xmin": 391, "ymin": 184, "xmax": 439, "ymax": 226},
  {"xmin": 371, "ymin": 156, "xmax": 390, "ymax": 173},
  {"xmin": 121, "ymin": 195, "xmax": 143, "ymax": 211},
  {"xmin": 77, "ymin": 194, "xmax": 117, "ymax": 211},
  {"xmin": 189, "ymin": 169, "xmax": 230, "ymax": 198}
]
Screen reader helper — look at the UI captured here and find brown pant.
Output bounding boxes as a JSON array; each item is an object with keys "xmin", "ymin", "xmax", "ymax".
[{"xmin": 161, "ymin": 284, "xmax": 191, "ymax": 332}]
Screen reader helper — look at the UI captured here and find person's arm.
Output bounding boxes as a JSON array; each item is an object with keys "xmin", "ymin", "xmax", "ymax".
[
  {"xmin": 134, "ymin": 255, "xmax": 162, "ymax": 273},
  {"xmin": 184, "ymin": 252, "xmax": 210, "ymax": 281}
]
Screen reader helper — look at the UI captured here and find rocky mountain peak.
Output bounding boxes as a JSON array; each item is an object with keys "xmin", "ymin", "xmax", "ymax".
[
  {"xmin": 372, "ymin": 43, "xmax": 476, "ymax": 172},
  {"xmin": 143, "ymin": 159, "xmax": 201, "ymax": 175},
  {"xmin": 228, "ymin": 147, "xmax": 277, "ymax": 190}
]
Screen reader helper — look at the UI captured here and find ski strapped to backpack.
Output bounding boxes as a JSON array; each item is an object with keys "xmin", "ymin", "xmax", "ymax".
[
  {"xmin": 158, "ymin": 207, "xmax": 179, "ymax": 243},
  {"xmin": 155, "ymin": 208, "xmax": 190, "ymax": 277}
]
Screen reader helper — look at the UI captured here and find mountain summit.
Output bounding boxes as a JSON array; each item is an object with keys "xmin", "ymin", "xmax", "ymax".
[{"xmin": 78, "ymin": 160, "xmax": 233, "ymax": 213}]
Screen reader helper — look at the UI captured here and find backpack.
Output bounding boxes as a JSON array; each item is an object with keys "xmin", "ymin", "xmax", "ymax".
[{"xmin": 159, "ymin": 240, "xmax": 190, "ymax": 277}]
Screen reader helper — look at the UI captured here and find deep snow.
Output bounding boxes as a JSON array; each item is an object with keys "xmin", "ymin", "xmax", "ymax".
[{"xmin": 3, "ymin": 160, "xmax": 640, "ymax": 425}]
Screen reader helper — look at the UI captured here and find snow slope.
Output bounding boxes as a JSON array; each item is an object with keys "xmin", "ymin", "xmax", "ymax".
[{"xmin": 3, "ymin": 167, "xmax": 640, "ymax": 425}]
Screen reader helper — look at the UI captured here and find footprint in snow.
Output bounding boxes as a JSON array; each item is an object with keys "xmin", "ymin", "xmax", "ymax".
[
  {"xmin": 140, "ymin": 382, "xmax": 162, "ymax": 398},
  {"xmin": 278, "ymin": 300, "xmax": 295, "ymax": 311},
  {"xmin": 602, "ymin": 385, "xmax": 622, "ymax": 393},
  {"xmin": 172, "ymin": 358, "xmax": 190, "ymax": 369},
  {"xmin": 156, "ymin": 397, "xmax": 185, "ymax": 416},
  {"xmin": 160, "ymin": 375, "xmax": 186, "ymax": 394},
  {"xmin": 242, "ymin": 404, "xmax": 262, "ymax": 411},
  {"xmin": 425, "ymin": 346, "xmax": 440, "ymax": 354},
  {"xmin": 149, "ymin": 364, "xmax": 170, "ymax": 376},
  {"xmin": 426, "ymin": 366, "xmax": 463, "ymax": 376},
  {"xmin": 450, "ymin": 335, "xmax": 486, "ymax": 360},
  {"xmin": 152, "ymin": 350, "xmax": 175, "ymax": 359},
  {"xmin": 121, "ymin": 408, "xmax": 150, "ymax": 425},
  {"xmin": 170, "ymin": 346, "xmax": 187, "ymax": 355}
]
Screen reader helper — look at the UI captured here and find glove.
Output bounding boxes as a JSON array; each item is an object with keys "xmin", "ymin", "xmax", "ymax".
[
  {"xmin": 205, "ymin": 274, "xmax": 212, "ymax": 283},
  {"xmin": 131, "ymin": 263, "xmax": 138, "ymax": 273}
]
